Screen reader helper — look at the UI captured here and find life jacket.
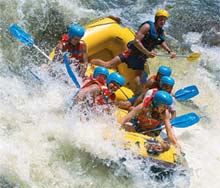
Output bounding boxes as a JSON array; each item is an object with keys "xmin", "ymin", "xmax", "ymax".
[
  {"xmin": 81, "ymin": 78, "xmax": 115, "ymax": 105},
  {"xmin": 140, "ymin": 20, "xmax": 165, "ymax": 51},
  {"xmin": 143, "ymin": 88, "xmax": 158, "ymax": 106},
  {"xmin": 137, "ymin": 101, "xmax": 165, "ymax": 130},
  {"xmin": 126, "ymin": 20, "xmax": 165, "ymax": 56},
  {"xmin": 137, "ymin": 89, "xmax": 164, "ymax": 130},
  {"xmin": 61, "ymin": 34, "xmax": 85, "ymax": 63}
]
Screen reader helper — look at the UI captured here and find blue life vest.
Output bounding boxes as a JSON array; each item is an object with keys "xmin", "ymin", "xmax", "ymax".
[
  {"xmin": 121, "ymin": 20, "xmax": 166, "ymax": 70},
  {"xmin": 140, "ymin": 20, "xmax": 165, "ymax": 51},
  {"xmin": 128, "ymin": 20, "xmax": 165, "ymax": 52}
]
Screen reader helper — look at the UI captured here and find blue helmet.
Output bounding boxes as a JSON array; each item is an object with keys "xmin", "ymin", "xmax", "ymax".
[
  {"xmin": 152, "ymin": 91, "xmax": 173, "ymax": 107},
  {"xmin": 107, "ymin": 72, "xmax": 125, "ymax": 86},
  {"xmin": 93, "ymin": 66, "xmax": 109, "ymax": 78},
  {"xmin": 159, "ymin": 76, "xmax": 175, "ymax": 88},
  {"xmin": 68, "ymin": 24, "xmax": 85, "ymax": 39},
  {"xmin": 158, "ymin": 66, "xmax": 172, "ymax": 76}
]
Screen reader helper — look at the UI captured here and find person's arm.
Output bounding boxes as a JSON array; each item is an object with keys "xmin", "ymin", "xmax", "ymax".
[
  {"xmin": 143, "ymin": 77, "xmax": 155, "ymax": 90},
  {"xmin": 114, "ymin": 99, "xmax": 132, "ymax": 110},
  {"xmin": 133, "ymin": 92, "xmax": 145, "ymax": 107},
  {"xmin": 160, "ymin": 41, "xmax": 176, "ymax": 58},
  {"xmin": 53, "ymin": 35, "xmax": 70, "ymax": 62},
  {"xmin": 120, "ymin": 102, "xmax": 143, "ymax": 126},
  {"xmin": 133, "ymin": 79, "xmax": 156, "ymax": 107},
  {"xmin": 79, "ymin": 41, "xmax": 88, "ymax": 77},
  {"xmin": 170, "ymin": 110, "xmax": 176, "ymax": 119},
  {"xmin": 53, "ymin": 41, "xmax": 64, "ymax": 62},
  {"xmin": 164, "ymin": 109, "xmax": 181, "ymax": 149},
  {"xmin": 75, "ymin": 84, "xmax": 101, "ymax": 102},
  {"xmin": 169, "ymin": 97, "xmax": 176, "ymax": 119},
  {"xmin": 133, "ymin": 24, "xmax": 156, "ymax": 58}
]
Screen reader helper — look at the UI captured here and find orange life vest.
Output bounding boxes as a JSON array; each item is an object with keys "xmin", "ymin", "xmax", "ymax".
[
  {"xmin": 136, "ymin": 89, "xmax": 165, "ymax": 130},
  {"xmin": 137, "ymin": 102, "xmax": 165, "ymax": 130},
  {"xmin": 81, "ymin": 78, "xmax": 115, "ymax": 105},
  {"xmin": 60, "ymin": 34, "xmax": 85, "ymax": 63}
]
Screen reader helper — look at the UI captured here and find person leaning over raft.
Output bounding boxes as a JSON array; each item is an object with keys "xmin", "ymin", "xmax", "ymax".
[
  {"xmin": 53, "ymin": 24, "xmax": 88, "ymax": 78},
  {"xmin": 91, "ymin": 9, "xmax": 176, "ymax": 87},
  {"xmin": 142, "ymin": 76, "xmax": 177, "ymax": 119},
  {"xmin": 82, "ymin": 66, "xmax": 109, "ymax": 86},
  {"xmin": 75, "ymin": 71, "xmax": 125, "ymax": 107},
  {"xmin": 117, "ymin": 65, "xmax": 173, "ymax": 111},
  {"xmin": 120, "ymin": 90, "xmax": 181, "ymax": 150}
]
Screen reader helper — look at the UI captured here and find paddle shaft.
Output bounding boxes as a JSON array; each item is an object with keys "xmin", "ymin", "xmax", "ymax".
[
  {"xmin": 157, "ymin": 52, "xmax": 200, "ymax": 62},
  {"xmin": 142, "ymin": 126, "xmax": 164, "ymax": 134},
  {"xmin": 157, "ymin": 54, "xmax": 188, "ymax": 58},
  {"xmin": 28, "ymin": 68, "xmax": 43, "ymax": 82},
  {"xmin": 33, "ymin": 44, "xmax": 52, "ymax": 62},
  {"xmin": 64, "ymin": 54, "xmax": 81, "ymax": 88}
]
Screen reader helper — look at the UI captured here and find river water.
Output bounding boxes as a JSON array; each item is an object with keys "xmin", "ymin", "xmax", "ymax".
[{"xmin": 1, "ymin": 0, "xmax": 220, "ymax": 188}]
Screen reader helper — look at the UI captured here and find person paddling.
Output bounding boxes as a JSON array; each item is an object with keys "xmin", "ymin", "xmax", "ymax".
[
  {"xmin": 53, "ymin": 24, "xmax": 88, "ymax": 78},
  {"xmin": 75, "ymin": 71, "xmax": 125, "ymax": 107},
  {"xmin": 91, "ymin": 9, "xmax": 176, "ymax": 88},
  {"xmin": 120, "ymin": 90, "xmax": 181, "ymax": 150},
  {"xmin": 143, "ymin": 76, "xmax": 176, "ymax": 119},
  {"xmin": 116, "ymin": 65, "xmax": 173, "ymax": 111},
  {"xmin": 83, "ymin": 66, "xmax": 109, "ymax": 86}
]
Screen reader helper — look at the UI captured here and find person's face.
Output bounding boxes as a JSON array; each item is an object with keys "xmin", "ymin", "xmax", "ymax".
[
  {"xmin": 156, "ymin": 73, "xmax": 164, "ymax": 81},
  {"xmin": 154, "ymin": 104, "xmax": 167, "ymax": 113},
  {"xmin": 161, "ymin": 84, "xmax": 173, "ymax": 93},
  {"xmin": 70, "ymin": 36, "xmax": 81, "ymax": 45},
  {"xmin": 96, "ymin": 74, "xmax": 107, "ymax": 83},
  {"xmin": 108, "ymin": 81, "xmax": 121, "ymax": 93},
  {"xmin": 156, "ymin": 16, "xmax": 167, "ymax": 28}
]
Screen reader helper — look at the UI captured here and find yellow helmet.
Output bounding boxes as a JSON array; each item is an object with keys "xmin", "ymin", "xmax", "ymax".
[{"xmin": 155, "ymin": 9, "xmax": 169, "ymax": 19}]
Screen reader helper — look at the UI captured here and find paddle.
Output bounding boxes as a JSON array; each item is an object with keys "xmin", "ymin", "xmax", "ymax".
[
  {"xmin": 157, "ymin": 52, "xmax": 201, "ymax": 62},
  {"xmin": 9, "ymin": 24, "xmax": 52, "ymax": 62},
  {"xmin": 28, "ymin": 68, "xmax": 44, "ymax": 82},
  {"xmin": 175, "ymin": 85, "xmax": 199, "ymax": 101},
  {"xmin": 170, "ymin": 112, "xmax": 200, "ymax": 128},
  {"xmin": 9, "ymin": 24, "xmax": 82, "ymax": 89},
  {"xmin": 63, "ymin": 54, "xmax": 81, "ymax": 88},
  {"xmin": 142, "ymin": 112, "xmax": 200, "ymax": 134},
  {"xmin": 63, "ymin": 53, "xmax": 82, "ymax": 109}
]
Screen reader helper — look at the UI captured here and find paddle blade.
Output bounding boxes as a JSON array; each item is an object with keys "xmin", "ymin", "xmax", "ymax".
[
  {"xmin": 186, "ymin": 53, "xmax": 201, "ymax": 62},
  {"xmin": 171, "ymin": 112, "xmax": 200, "ymax": 128},
  {"xmin": 175, "ymin": 85, "xmax": 199, "ymax": 101},
  {"xmin": 9, "ymin": 24, "xmax": 34, "ymax": 46},
  {"xmin": 64, "ymin": 54, "xmax": 81, "ymax": 88}
]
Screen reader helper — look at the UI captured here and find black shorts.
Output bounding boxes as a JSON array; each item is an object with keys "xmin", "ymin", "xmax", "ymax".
[{"xmin": 118, "ymin": 49, "xmax": 147, "ymax": 70}]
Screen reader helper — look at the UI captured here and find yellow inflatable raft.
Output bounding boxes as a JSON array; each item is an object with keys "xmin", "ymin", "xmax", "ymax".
[
  {"xmin": 82, "ymin": 16, "xmax": 186, "ymax": 168},
  {"xmin": 50, "ymin": 16, "xmax": 186, "ymax": 168}
]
